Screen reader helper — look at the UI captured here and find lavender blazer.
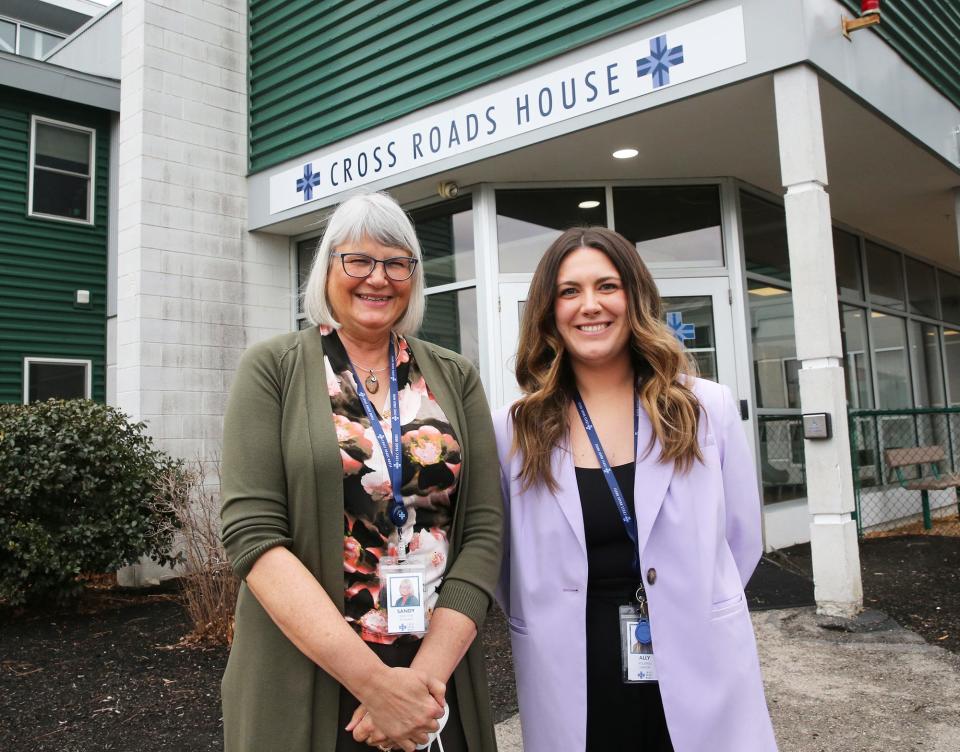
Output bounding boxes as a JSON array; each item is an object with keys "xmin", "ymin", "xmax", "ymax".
[{"xmin": 494, "ymin": 379, "xmax": 777, "ymax": 752}]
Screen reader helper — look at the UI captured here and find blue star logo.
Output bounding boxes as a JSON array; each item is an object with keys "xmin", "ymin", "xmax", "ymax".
[
  {"xmin": 666, "ymin": 312, "xmax": 695, "ymax": 344},
  {"xmin": 296, "ymin": 163, "xmax": 321, "ymax": 202},
  {"xmin": 637, "ymin": 34, "xmax": 685, "ymax": 89}
]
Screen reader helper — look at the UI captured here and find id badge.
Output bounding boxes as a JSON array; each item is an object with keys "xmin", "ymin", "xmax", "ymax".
[
  {"xmin": 379, "ymin": 558, "xmax": 427, "ymax": 635},
  {"xmin": 619, "ymin": 604, "xmax": 657, "ymax": 683}
]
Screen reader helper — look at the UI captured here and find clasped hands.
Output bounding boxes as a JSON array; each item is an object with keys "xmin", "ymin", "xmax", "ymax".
[{"xmin": 347, "ymin": 666, "xmax": 446, "ymax": 752}]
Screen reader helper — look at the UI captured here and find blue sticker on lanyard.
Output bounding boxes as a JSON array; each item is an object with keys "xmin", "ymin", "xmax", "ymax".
[
  {"xmin": 350, "ymin": 339, "xmax": 407, "ymax": 531},
  {"xmin": 572, "ymin": 390, "xmax": 641, "ymax": 577},
  {"xmin": 635, "ymin": 618, "xmax": 652, "ymax": 645}
]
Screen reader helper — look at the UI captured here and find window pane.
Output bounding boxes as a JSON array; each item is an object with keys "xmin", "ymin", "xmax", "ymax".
[
  {"xmin": 909, "ymin": 321, "xmax": 944, "ymax": 407},
  {"xmin": 748, "ymin": 281, "xmax": 797, "ymax": 408},
  {"xmin": 741, "ymin": 192, "xmax": 789, "ymax": 282},
  {"xmin": 410, "ymin": 197, "xmax": 475, "ymax": 288},
  {"xmin": 840, "ymin": 305, "xmax": 872, "ymax": 408},
  {"xmin": 419, "ymin": 288, "xmax": 478, "ymax": 368},
  {"xmin": 32, "ymin": 169, "xmax": 89, "ymax": 220},
  {"xmin": 496, "ymin": 188, "xmax": 606, "ymax": 273},
  {"xmin": 661, "ymin": 295, "xmax": 717, "ymax": 381},
  {"xmin": 945, "ymin": 329, "xmax": 960, "ymax": 406},
  {"xmin": 0, "ymin": 20, "xmax": 15, "ymax": 53},
  {"xmin": 870, "ymin": 313, "xmax": 911, "ymax": 408},
  {"xmin": 296, "ymin": 238, "xmax": 320, "ymax": 314},
  {"xmin": 35, "ymin": 123, "xmax": 91, "ymax": 174},
  {"xmin": 906, "ymin": 257, "xmax": 938, "ymax": 319},
  {"xmin": 757, "ymin": 415, "xmax": 806, "ymax": 504},
  {"xmin": 939, "ymin": 271, "xmax": 960, "ymax": 325},
  {"xmin": 834, "ymin": 228, "xmax": 862, "ymax": 299},
  {"xmin": 866, "ymin": 242, "xmax": 904, "ymax": 310},
  {"xmin": 20, "ymin": 26, "xmax": 63, "ymax": 59},
  {"xmin": 613, "ymin": 185, "xmax": 722, "ymax": 266},
  {"xmin": 28, "ymin": 362, "xmax": 87, "ymax": 401}
]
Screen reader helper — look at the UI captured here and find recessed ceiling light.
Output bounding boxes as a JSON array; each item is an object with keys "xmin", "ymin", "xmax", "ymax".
[
  {"xmin": 612, "ymin": 148, "xmax": 639, "ymax": 159},
  {"xmin": 578, "ymin": 200, "xmax": 601, "ymax": 209}
]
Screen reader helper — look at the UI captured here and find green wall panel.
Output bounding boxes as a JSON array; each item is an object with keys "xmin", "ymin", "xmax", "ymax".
[
  {"xmin": 838, "ymin": 0, "xmax": 960, "ymax": 110},
  {"xmin": 250, "ymin": 1, "xmax": 960, "ymax": 175},
  {"xmin": 248, "ymin": 0, "xmax": 694, "ymax": 173},
  {"xmin": 0, "ymin": 85, "xmax": 109, "ymax": 404}
]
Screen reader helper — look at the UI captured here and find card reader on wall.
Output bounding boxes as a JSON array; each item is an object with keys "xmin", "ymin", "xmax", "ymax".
[{"xmin": 802, "ymin": 413, "xmax": 832, "ymax": 440}]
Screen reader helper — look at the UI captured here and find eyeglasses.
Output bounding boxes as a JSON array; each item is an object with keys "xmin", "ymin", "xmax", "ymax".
[{"xmin": 331, "ymin": 252, "xmax": 419, "ymax": 281}]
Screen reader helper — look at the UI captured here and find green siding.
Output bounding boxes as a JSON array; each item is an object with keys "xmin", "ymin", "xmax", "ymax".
[
  {"xmin": 248, "ymin": 0, "xmax": 695, "ymax": 173},
  {"xmin": 838, "ymin": 0, "xmax": 960, "ymax": 110},
  {"xmin": 0, "ymin": 85, "xmax": 109, "ymax": 403}
]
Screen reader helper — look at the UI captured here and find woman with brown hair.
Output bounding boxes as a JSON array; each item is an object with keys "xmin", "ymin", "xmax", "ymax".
[{"xmin": 494, "ymin": 227, "xmax": 776, "ymax": 751}]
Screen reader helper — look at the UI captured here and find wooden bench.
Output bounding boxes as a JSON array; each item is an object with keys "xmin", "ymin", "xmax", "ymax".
[{"xmin": 884, "ymin": 445, "xmax": 960, "ymax": 529}]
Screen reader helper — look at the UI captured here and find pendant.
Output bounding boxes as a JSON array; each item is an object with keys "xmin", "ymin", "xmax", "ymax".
[{"xmin": 365, "ymin": 371, "xmax": 379, "ymax": 393}]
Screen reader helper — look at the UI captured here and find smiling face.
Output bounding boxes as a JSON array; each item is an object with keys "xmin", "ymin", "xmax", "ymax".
[
  {"xmin": 326, "ymin": 236, "xmax": 413, "ymax": 340},
  {"xmin": 553, "ymin": 246, "xmax": 632, "ymax": 370},
  {"xmin": 398, "ymin": 580, "xmax": 413, "ymax": 596}
]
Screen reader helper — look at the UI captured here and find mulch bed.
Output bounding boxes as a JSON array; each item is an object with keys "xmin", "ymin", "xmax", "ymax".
[{"xmin": 2, "ymin": 534, "xmax": 956, "ymax": 751}]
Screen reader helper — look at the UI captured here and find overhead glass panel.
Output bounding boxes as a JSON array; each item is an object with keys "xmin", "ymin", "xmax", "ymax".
[
  {"xmin": 613, "ymin": 185, "xmax": 722, "ymax": 266},
  {"xmin": 496, "ymin": 188, "xmax": 606, "ymax": 273},
  {"xmin": 834, "ymin": 228, "xmax": 863, "ymax": 299},
  {"xmin": 906, "ymin": 257, "xmax": 938, "ymax": 319},
  {"xmin": 866, "ymin": 242, "xmax": 905, "ymax": 311},
  {"xmin": 740, "ymin": 192, "xmax": 790, "ymax": 282},
  {"xmin": 410, "ymin": 197, "xmax": 474, "ymax": 288}
]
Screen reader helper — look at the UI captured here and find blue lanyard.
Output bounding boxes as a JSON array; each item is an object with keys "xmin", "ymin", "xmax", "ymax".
[
  {"xmin": 572, "ymin": 390, "xmax": 641, "ymax": 577},
  {"xmin": 349, "ymin": 339, "xmax": 407, "ymax": 535}
]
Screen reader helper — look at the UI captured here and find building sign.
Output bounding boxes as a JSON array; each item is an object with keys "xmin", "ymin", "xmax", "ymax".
[{"xmin": 269, "ymin": 6, "xmax": 746, "ymax": 215}]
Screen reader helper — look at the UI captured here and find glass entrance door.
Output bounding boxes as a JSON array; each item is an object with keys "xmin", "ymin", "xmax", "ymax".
[{"xmin": 497, "ymin": 277, "xmax": 737, "ymax": 408}]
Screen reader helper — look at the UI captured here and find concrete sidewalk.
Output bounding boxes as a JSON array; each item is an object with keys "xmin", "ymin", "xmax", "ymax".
[{"xmin": 493, "ymin": 607, "xmax": 960, "ymax": 751}]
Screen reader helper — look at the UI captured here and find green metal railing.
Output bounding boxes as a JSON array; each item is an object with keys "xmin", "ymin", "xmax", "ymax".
[{"xmin": 848, "ymin": 408, "xmax": 960, "ymax": 537}]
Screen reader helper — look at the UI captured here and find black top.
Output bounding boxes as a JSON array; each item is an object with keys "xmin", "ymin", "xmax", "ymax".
[{"xmin": 575, "ymin": 463, "xmax": 673, "ymax": 752}]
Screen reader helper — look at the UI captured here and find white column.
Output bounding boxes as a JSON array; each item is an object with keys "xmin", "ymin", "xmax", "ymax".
[
  {"xmin": 117, "ymin": 1, "xmax": 290, "ymax": 582},
  {"xmin": 774, "ymin": 66, "xmax": 863, "ymax": 618}
]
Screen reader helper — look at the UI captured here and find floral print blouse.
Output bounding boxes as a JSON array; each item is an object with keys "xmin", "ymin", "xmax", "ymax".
[{"xmin": 322, "ymin": 329, "xmax": 460, "ymax": 644}]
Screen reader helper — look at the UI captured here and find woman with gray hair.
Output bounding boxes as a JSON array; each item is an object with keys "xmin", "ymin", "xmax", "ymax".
[{"xmin": 220, "ymin": 192, "xmax": 502, "ymax": 752}]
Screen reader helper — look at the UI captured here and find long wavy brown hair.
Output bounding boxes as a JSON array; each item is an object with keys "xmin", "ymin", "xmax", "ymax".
[{"xmin": 510, "ymin": 227, "xmax": 702, "ymax": 492}]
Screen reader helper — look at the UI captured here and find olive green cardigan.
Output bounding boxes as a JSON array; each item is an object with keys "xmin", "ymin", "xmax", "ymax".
[{"xmin": 220, "ymin": 327, "xmax": 503, "ymax": 752}]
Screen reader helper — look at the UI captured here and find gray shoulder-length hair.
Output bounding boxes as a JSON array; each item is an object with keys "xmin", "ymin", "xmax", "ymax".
[{"xmin": 302, "ymin": 191, "xmax": 425, "ymax": 335}]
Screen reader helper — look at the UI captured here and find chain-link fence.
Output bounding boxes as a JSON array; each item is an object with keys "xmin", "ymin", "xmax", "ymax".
[
  {"xmin": 757, "ymin": 415, "xmax": 807, "ymax": 505},
  {"xmin": 849, "ymin": 408, "xmax": 960, "ymax": 537}
]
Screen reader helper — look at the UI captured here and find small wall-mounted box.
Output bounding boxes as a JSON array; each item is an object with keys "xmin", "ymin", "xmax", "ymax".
[
  {"xmin": 75, "ymin": 290, "xmax": 90, "ymax": 305},
  {"xmin": 802, "ymin": 412, "xmax": 832, "ymax": 440}
]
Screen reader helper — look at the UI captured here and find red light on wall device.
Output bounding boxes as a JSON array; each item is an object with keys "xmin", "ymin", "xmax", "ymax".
[{"xmin": 862, "ymin": 0, "xmax": 880, "ymax": 15}]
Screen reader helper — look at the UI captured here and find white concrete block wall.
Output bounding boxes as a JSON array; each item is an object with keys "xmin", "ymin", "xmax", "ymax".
[{"xmin": 116, "ymin": 1, "xmax": 290, "ymax": 583}]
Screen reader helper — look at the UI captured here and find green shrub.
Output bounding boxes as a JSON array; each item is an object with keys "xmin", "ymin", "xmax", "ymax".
[{"xmin": 0, "ymin": 399, "xmax": 182, "ymax": 605}]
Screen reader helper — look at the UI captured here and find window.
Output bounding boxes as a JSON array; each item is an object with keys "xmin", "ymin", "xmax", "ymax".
[
  {"xmin": 0, "ymin": 19, "xmax": 15, "ymax": 53},
  {"xmin": 19, "ymin": 25, "xmax": 62, "ymax": 58},
  {"xmin": 834, "ymin": 229, "xmax": 863, "ymax": 299},
  {"xmin": 741, "ymin": 192, "xmax": 790, "ymax": 282},
  {"xmin": 906, "ymin": 257, "xmax": 939, "ymax": 319},
  {"xmin": 24, "ymin": 358, "xmax": 91, "ymax": 403},
  {"xmin": 0, "ymin": 18, "xmax": 65, "ymax": 59},
  {"xmin": 866, "ymin": 242, "xmax": 905, "ymax": 310},
  {"xmin": 870, "ymin": 313, "xmax": 911, "ymax": 408},
  {"xmin": 410, "ymin": 197, "xmax": 479, "ymax": 368},
  {"xmin": 496, "ymin": 188, "xmax": 606, "ymax": 273},
  {"xmin": 840, "ymin": 306, "xmax": 873, "ymax": 409},
  {"xmin": 29, "ymin": 117, "xmax": 95, "ymax": 224},
  {"xmin": 613, "ymin": 185, "xmax": 723, "ymax": 266}
]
